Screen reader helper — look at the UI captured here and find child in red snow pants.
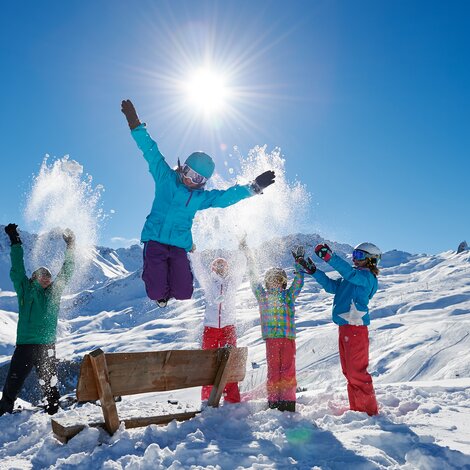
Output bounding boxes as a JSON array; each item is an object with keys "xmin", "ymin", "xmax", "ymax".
[
  {"xmin": 266, "ymin": 338, "xmax": 297, "ymax": 407},
  {"xmin": 338, "ymin": 325, "xmax": 378, "ymax": 416},
  {"xmin": 201, "ymin": 325, "xmax": 240, "ymax": 403}
]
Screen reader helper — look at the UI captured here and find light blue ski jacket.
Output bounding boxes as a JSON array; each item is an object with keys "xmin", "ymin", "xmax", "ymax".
[
  {"xmin": 131, "ymin": 124, "xmax": 255, "ymax": 252},
  {"xmin": 312, "ymin": 254, "xmax": 378, "ymax": 326}
]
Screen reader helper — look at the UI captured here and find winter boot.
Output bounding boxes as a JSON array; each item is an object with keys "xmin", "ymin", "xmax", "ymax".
[
  {"xmin": 156, "ymin": 299, "xmax": 168, "ymax": 308},
  {"xmin": 0, "ymin": 397, "xmax": 14, "ymax": 417},
  {"xmin": 277, "ymin": 401, "xmax": 296, "ymax": 412}
]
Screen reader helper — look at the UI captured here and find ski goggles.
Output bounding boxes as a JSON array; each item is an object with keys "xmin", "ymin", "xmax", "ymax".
[
  {"xmin": 181, "ymin": 164, "xmax": 207, "ymax": 186},
  {"xmin": 352, "ymin": 249, "xmax": 381, "ymax": 261},
  {"xmin": 352, "ymin": 249, "xmax": 368, "ymax": 261}
]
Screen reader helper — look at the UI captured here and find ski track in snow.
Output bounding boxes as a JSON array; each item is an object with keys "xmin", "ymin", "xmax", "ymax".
[{"xmin": 0, "ymin": 234, "xmax": 470, "ymax": 469}]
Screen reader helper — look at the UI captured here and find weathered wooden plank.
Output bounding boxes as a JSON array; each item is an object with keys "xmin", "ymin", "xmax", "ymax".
[
  {"xmin": 88, "ymin": 349, "xmax": 121, "ymax": 434},
  {"xmin": 207, "ymin": 348, "xmax": 232, "ymax": 407},
  {"xmin": 51, "ymin": 411, "xmax": 200, "ymax": 442},
  {"xmin": 77, "ymin": 347, "xmax": 247, "ymax": 401}
]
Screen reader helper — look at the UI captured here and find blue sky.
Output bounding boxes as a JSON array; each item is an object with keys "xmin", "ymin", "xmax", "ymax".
[{"xmin": 1, "ymin": 0, "xmax": 469, "ymax": 254}]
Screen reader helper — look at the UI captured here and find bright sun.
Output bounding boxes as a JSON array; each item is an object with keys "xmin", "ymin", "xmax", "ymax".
[{"xmin": 185, "ymin": 68, "xmax": 229, "ymax": 115}]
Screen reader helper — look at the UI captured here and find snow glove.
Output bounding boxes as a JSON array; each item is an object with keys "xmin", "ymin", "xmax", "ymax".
[
  {"xmin": 251, "ymin": 170, "xmax": 276, "ymax": 194},
  {"xmin": 121, "ymin": 99, "xmax": 142, "ymax": 130},
  {"xmin": 291, "ymin": 245, "xmax": 305, "ymax": 261},
  {"xmin": 297, "ymin": 256, "xmax": 316, "ymax": 275},
  {"xmin": 4, "ymin": 223, "xmax": 21, "ymax": 245},
  {"xmin": 292, "ymin": 246, "xmax": 316, "ymax": 274},
  {"xmin": 315, "ymin": 243, "xmax": 332, "ymax": 262},
  {"xmin": 62, "ymin": 228, "xmax": 75, "ymax": 248}
]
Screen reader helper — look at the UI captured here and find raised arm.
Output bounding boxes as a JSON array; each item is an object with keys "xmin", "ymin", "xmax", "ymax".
[
  {"xmin": 239, "ymin": 237, "xmax": 264, "ymax": 299},
  {"xmin": 5, "ymin": 224, "xmax": 27, "ymax": 294},
  {"xmin": 293, "ymin": 245, "xmax": 340, "ymax": 295},
  {"xmin": 121, "ymin": 99, "xmax": 173, "ymax": 183},
  {"xmin": 312, "ymin": 269, "xmax": 340, "ymax": 294},
  {"xmin": 190, "ymin": 252, "xmax": 212, "ymax": 290},
  {"xmin": 314, "ymin": 243, "xmax": 372, "ymax": 288},
  {"xmin": 53, "ymin": 229, "xmax": 76, "ymax": 294},
  {"xmin": 198, "ymin": 170, "xmax": 276, "ymax": 210},
  {"xmin": 286, "ymin": 247, "xmax": 306, "ymax": 301},
  {"xmin": 287, "ymin": 267, "xmax": 305, "ymax": 302}
]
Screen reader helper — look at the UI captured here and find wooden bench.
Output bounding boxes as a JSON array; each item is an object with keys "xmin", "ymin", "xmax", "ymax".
[{"xmin": 51, "ymin": 346, "xmax": 248, "ymax": 442}]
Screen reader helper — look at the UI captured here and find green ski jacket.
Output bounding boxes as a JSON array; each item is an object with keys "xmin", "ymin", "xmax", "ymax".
[{"xmin": 9, "ymin": 244, "xmax": 75, "ymax": 345}]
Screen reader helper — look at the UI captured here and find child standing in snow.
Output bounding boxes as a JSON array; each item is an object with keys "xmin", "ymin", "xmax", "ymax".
[
  {"xmin": 0, "ymin": 224, "xmax": 75, "ymax": 416},
  {"xmin": 192, "ymin": 255, "xmax": 245, "ymax": 403},
  {"xmin": 297, "ymin": 242, "xmax": 381, "ymax": 416},
  {"xmin": 240, "ymin": 240, "xmax": 305, "ymax": 412},
  {"xmin": 121, "ymin": 100, "xmax": 276, "ymax": 307}
]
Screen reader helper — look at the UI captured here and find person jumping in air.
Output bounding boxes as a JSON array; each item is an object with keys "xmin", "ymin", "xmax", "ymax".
[
  {"xmin": 0, "ymin": 224, "xmax": 75, "ymax": 416},
  {"xmin": 192, "ymin": 254, "xmax": 245, "ymax": 404},
  {"xmin": 297, "ymin": 242, "xmax": 381, "ymax": 416},
  {"xmin": 121, "ymin": 99, "xmax": 276, "ymax": 308},
  {"xmin": 240, "ymin": 239, "xmax": 305, "ymax": 412}
]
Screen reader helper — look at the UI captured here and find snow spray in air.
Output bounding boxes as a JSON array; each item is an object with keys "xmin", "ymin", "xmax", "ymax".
[
  {"xmin": 24, "ymin": 155, "xmax": 105, "ymax": 291},
  {"xmin": 192, "ymin": 144, "xmax": 310, "ymax": 259}
]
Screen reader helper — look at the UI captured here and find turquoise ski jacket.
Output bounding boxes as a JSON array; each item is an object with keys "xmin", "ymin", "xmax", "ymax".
[
  {"xmin": 131, "ymin": 124, "xmax": 255, "ymax": 252},
  {"xmin": 312, "ymin": 254, "xmax": 378, "ymax": 326}
]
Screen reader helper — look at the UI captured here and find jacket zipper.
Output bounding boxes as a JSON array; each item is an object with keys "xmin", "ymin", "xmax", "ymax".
[{"xmin": 185, "ymin": 192, "xmax": 193, "ymax": 207}]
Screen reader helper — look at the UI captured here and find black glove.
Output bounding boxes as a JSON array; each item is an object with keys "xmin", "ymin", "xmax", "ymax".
[
  {"xmin": 121, "ymin": 99, "xmax": 141, "ymax": 130},
  {"xmin": 291, "ymin": 245, "xmax": 305, "ymax": 261},
  {"xmin": 251, "ymin": 170, "xmax": 275, "ymax": 194},
  {"xmin": 4, "ymin": 223, "xmax": 21, "ymax": 245},
  {"xmin": 297, "ymin": 256, "xmax": 316, "ymax": 275},
  {"xmin": 62, "ymin": 228, "xmax": 75, "ymax": 248}
]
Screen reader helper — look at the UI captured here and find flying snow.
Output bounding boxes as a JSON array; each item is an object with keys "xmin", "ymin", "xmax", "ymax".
[
  {"xmin": 24, "ymin": 155, "xmax": 105, "ymax": 289},
  {"xmin": 192, "ymin": 145, "xmax": 310, "ymax": 254}
]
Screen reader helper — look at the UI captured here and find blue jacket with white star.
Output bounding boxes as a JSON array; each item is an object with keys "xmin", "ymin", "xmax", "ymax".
[{"xmin": 311, "ymin": 254, "xmax": 378, "ymax": 326}]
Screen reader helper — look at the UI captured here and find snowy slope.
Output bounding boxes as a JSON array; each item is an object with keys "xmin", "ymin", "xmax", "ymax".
[{"xmin": 0, "ymin": 234, "xmax": 469, "ymax": 469}]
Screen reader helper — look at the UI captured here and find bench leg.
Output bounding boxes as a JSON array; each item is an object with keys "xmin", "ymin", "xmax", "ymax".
[
  {"xmin": 207, "ymin": 347, "xmax": 233, "ymax": 407},
  {"xmin": 89, "ymin": 349, "xmax": 120, "ymax": 434}
]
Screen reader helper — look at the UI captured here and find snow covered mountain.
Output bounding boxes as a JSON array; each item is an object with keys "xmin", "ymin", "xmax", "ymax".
[{"xmin": 0, "ymin": 231, "xmax": 469, "ymax": 469}]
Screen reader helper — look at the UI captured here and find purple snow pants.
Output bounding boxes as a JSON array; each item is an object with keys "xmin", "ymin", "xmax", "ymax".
[{"xmin": 142, "ymin": 240, "xmax": 194, "ymax": 301}]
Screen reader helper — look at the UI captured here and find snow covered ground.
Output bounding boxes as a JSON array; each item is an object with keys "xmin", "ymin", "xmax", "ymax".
[{"xmin": 0, "ymin": 233, "xmax": 469, "ymax": 469}]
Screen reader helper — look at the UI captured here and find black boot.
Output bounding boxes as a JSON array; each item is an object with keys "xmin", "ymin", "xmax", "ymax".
[
  {"xmin": 277, "ymin": 401, "xmax": 296, "ymax": 412},
  {"xmin": 268, "ymin": 401, "xmax": 280, "ymax": 410},
  {"xmin": 0, "ymin": 397, "xmax": 14, "ymax": 417}
]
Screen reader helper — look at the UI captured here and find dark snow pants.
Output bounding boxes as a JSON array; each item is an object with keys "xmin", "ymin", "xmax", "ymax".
[
  {"xmin": 142, "ymin": 240, "xmax": 194, "ymax": 301},
  {"xmin": 0, "ymin": 344, "xmax": 60, "ymax": 415},
  {"xmin": 338, "ymin": 325, "xmax": 378, "ymax": 416}
]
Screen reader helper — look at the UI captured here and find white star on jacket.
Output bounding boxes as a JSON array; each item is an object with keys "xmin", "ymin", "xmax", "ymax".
[{"xmin": 338, "ymin": 301, "xmax": 366, "ymax": 326}]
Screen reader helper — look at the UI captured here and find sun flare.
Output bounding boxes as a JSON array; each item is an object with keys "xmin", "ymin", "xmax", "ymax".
[{"xmin": 184, "ymin": 68, "xmax": 230, "ymax": 115}]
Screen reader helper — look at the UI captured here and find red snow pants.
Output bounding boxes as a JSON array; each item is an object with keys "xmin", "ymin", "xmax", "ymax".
[
  {"xmin": 201, "ymin": 325, "xmax": 240, "ymax": 403},
  {"xmin": 338, "ymin": 325, "xmax": 378, "ymax": 416},
  {"xmin": 266, "ymin": 338, "xmax": 297, "ymax": 403}
]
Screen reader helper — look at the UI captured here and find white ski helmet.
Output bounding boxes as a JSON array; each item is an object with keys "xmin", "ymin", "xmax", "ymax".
[{"xmin": 353, "ymin": 242, "xmax": 382, "ymax": 262}]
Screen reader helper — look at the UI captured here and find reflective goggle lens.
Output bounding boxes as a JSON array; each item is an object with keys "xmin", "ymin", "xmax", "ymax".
[
  {"xmin": 182, "ymin": 165, "xmax": 207, "ymax": 185},
  {"xmin": 352, "ymin": 249, "xmax": 367, "ymax": 260}
]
